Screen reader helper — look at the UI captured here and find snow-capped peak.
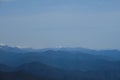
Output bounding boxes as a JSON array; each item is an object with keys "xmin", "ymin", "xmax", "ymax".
[{"xmin": 0, "ymin": 43, "xmax": 29, "ymax": 49}]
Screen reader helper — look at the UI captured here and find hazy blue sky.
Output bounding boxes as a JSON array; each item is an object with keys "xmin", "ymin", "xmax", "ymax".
[{"xmin": 0, "ymin": 0, "xmax": 120, "ymax": 49}]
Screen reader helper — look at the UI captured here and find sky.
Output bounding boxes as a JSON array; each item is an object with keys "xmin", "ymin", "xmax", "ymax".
[{"xmin": 0, "ymin": 0, "xmax": 120, "ymax": 49}]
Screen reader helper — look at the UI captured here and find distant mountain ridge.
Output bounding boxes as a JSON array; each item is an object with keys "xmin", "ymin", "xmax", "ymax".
[
  {"xmin": 0, "ymin": 45, "xmax": 35, "ymax": 53},
  {"xmin": 0, "ymin": 44, "xmax": 120, "ymax": 54},
  {"xmin": 0, "ymin": 45, "xmax": 120, "ymax": 80},
  {"xmin": 0, "ymin": 45, "xmax": 120, "ymax": 66}
]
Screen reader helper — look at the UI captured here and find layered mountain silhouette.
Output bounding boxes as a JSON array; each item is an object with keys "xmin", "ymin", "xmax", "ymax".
[{"xmin": 0, "ymin": 45, "xmax": 120, "ymax": 80}]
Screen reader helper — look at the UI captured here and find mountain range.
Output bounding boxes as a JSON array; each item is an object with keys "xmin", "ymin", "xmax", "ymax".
[{"xmin": 0, "ymin": 45, "xmax": 120, "ymax": 80}]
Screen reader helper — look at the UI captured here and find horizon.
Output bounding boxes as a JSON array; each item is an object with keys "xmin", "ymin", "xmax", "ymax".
[
  {"xmin": 0, "ymin": 0, "xmax": 120, "ymax": 49},
  {"xmin": 0, "ymin": 43, "xmax": 120, "ymax": 51}
]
